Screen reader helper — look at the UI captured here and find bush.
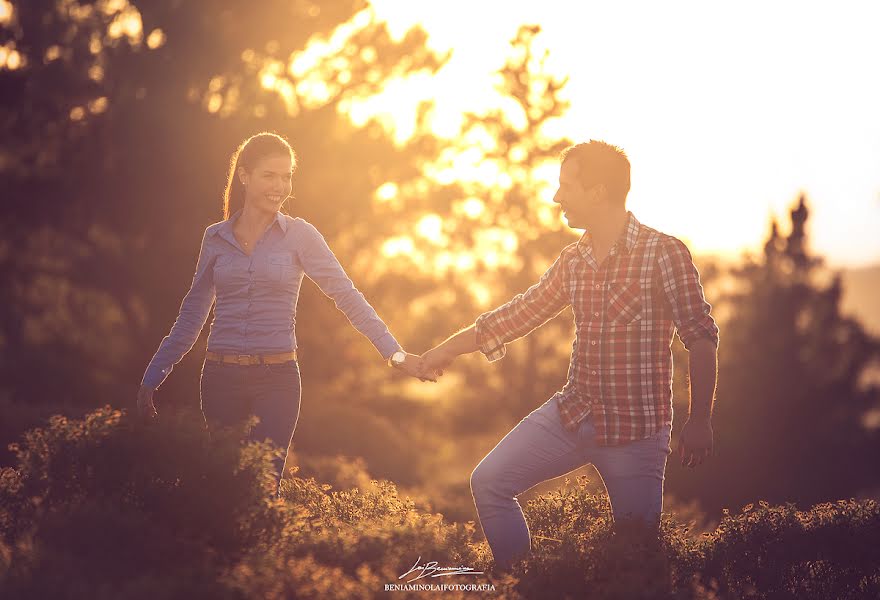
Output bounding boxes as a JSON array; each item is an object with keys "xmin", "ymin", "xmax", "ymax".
[{"xmin": 0, "ymin": 407, "xmax": 878, "ymax": 599}]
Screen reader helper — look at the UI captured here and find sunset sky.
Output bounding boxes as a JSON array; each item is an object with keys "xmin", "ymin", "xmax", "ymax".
[
  {"xmin": 354, "ymin": 0, "xmax": 880, "ymax": 268},
  {"xmin": 2, "ymin": 1, "xmax": 877, "ymax": 266}
]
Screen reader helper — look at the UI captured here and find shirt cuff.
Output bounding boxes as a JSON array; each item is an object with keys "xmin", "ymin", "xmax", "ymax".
[
  {"xmin": 141, "ymin": 364, "xmax": 170, "ymax": 390},
  {"xmin": 679, "ymin": 321, "xmax": 720, "ymax": 351},
  {"xmin": 475, "ymin": 313, "xmax": 506, "ymax": 362},
  {"xmin": 373, "ymin": 332, "xmax": 402, "ymax": 361}
]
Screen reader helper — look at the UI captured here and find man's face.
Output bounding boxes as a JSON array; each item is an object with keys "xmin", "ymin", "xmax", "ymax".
[
  {"xmin": 240, "ymin": 153, "xmax": 293, "ymax": 213},
  {"xmin": 552, "ymin": 159, "xmax": 604, "ymax": 230}
]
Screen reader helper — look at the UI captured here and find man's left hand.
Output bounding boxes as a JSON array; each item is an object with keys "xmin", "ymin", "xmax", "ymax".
[{"xmin": 678, "ymin": 417, "xmax": 713, "ymax": 468}]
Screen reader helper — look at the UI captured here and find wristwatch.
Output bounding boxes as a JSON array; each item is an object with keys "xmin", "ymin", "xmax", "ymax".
[{"xmin": 389, "ymin": 350, "xmax": 407, "ymax": 368}]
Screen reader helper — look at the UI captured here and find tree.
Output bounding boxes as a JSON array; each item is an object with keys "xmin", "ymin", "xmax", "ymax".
[
  {"xmin": 356, "ymin": 25, "xmax": 579, "ymax": 429},
  {"xmin": 0, "ymin": 0, "xmax": 444, "ymax": 446},
  {"xmin": 666, "ymin": 195, "xmax": 880, "ymax": 514}
]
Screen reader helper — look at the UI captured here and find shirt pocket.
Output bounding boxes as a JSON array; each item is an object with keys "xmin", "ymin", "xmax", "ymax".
[
  {"xmin": 267, "ymin": 252, "xmax": 294, "ymax": 281},
  {"xmin": 606, "ymin": 278, "xmax": 643, "ymax": 325}
]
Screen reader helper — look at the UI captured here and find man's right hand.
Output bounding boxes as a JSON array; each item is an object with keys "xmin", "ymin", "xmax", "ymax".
[
  {"xmin": 421, "ymin": 346, "xmax": 457, "ymax": 376},
  {"xmin": 137, "ymin": 384, "xmax": 158, "ymax": 420}
]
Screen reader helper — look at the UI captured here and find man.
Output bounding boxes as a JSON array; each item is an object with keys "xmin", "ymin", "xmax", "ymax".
[{"xmin": 421, "ymin": 140, "xmax": 719, "ymax": 570}]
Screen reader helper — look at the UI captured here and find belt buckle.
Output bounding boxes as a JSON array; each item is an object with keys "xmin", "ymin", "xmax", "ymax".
[{"xmin": 237, "ymin": 354, "xmax": 251, "ymax": 366}]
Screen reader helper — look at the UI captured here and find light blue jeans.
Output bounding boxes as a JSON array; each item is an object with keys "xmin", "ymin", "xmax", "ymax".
[{"xmin": 470, "ymin": 395, "xmax": 672, "ymax": 568}]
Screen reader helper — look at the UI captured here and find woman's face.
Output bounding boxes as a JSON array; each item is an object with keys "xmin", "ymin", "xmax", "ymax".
[{"xmin": 240, "ymin": 152, "xmax": 293, "ymax": 214}]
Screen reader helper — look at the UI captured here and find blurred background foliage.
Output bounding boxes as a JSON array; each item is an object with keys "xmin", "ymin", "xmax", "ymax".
[{"xmin": 1, "ymin": 0, "xmax": 879, "ymax": 540}]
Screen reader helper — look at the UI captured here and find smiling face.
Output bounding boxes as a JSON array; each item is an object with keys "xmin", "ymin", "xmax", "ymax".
[
  {"xmin": 552, "ymin": 158, "xmax": 608, "ymax": 230},
  {"xmin": 239, "ymin": 153, "xmax": 293, "ymax": 214}
]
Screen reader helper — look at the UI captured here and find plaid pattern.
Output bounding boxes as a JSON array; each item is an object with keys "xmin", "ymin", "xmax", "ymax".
[{"xmin": 475, "ymin": 212, "xmax": 719, "ymax": 446}]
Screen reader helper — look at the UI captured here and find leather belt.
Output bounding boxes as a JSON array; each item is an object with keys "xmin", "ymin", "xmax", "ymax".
[{"xmin": 205, "ymin": 350, "xmax": 297, "ymax": 366}]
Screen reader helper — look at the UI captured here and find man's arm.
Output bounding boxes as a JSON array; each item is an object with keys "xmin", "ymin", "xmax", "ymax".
[
  {"xmin": 422, "ymin": 251, "xmax": 572, "ymax": 373},
  {"xmin": 678, "ymin": 337, "xmax": 718, "ymax": 468},
  {"xmin": 421, "ymin": 325, "xmax": 478, "ymax": 374},
  {"xmin": 657, "ymin": 236, "xmax": 720, "ymax": 468},
  {"xmin": 688, "ymin": 337, "xmax": 717, "ymax": 420}
]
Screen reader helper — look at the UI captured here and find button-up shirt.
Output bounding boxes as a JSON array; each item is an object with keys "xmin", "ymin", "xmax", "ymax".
[
  {"xmin": 475, "ymin": 212, "xmax": 719, "ymax": 446},
  {"xmin": 142, "ymin": 210, "xmax": 400, "ymax": 389}
]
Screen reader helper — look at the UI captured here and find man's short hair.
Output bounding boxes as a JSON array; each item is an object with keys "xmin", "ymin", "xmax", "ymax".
[{"xmin": 560, "ymin": 140, "xmax": 631, "ymax": 202}]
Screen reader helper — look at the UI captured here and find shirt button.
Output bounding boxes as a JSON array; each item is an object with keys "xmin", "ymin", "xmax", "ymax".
[
  {"xmin": 593, "ymin": 311, "xmax": 599, "ymax": 317},
  {"xmin": 591, "ymin": 370, "xmax": 597, "ymax": 375},
  {"xmin": 591, "ymin": 340, "xmax": 597, "ymax": 346},
  {"xmin": 595, "ymin": 284, "xmax": 601, "ymax": 290}
]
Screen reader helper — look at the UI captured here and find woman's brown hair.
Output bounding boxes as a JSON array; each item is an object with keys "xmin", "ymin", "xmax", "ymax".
[{"xmin": 222, "ymin": 132, "xmax": 296, "ymax": 219}]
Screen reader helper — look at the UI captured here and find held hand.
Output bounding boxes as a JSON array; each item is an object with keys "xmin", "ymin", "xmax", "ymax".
[
  {"xmin": 399, "ymin": 353, "xmax": 440, "ymax": 382},
  {"xmin": 421, "ymin": 345, "xmax": 456, "ymax": 377},
  {"xmin": 137, "ymin": 384, "xmax": 158, "ymax": 420},
  {"xmin": 677, "ymin": 417, "xmax": 713, "ymax": 468}
]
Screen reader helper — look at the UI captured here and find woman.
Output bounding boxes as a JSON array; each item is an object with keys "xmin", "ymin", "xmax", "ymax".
[{"xmin": 137, "ymin": 132, "xmax": 430, "ymax": 497}]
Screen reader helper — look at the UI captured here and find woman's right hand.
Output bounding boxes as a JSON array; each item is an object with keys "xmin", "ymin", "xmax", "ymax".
[{"xmin": 137, "ymin": 384, "xmax": 158, "ymax": 419}]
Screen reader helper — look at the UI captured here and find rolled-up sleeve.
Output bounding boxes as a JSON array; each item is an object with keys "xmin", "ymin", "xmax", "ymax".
[
  {"xmin": 296, "ymin": 220, "xmax": 400, "ymax": 360},
  {"xmin": 475, "ymin": 252, "xmax": 570, "ymax": 362},
  {"xmin": 142, "ymin": 227, "xmax": 217, "ymax": 389},
  {"xmin": 657, "ymin": 236, "xmax": 719, "ymax": 350}
]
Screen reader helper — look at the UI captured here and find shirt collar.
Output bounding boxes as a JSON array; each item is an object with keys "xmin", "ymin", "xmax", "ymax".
[
  {"xmin": 577, "ymin": 211, "xmax": 641, "ymax": 259},
  {"xmin": 211, "ymin": 209, "xmax": 288, "ymax": 237}
]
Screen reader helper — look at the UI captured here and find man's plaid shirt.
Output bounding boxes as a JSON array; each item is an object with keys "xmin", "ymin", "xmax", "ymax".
[{"xmin": 475, "ymin": 212, "xmax": 719, "ymax": 446}]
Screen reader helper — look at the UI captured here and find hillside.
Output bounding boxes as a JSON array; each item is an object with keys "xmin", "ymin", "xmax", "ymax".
[{"xmin": 1, "ymin": 407, "xmax": 878, "ymax": 599}]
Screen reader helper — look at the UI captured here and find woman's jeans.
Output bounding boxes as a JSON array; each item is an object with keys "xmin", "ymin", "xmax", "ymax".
[
  {"xmin": 199, "ymin": 359, "xmax": 301, "ymax": 497},
  {"xmin": 470, "ymin": 395, "xmax": 673, "ymax": 569}
]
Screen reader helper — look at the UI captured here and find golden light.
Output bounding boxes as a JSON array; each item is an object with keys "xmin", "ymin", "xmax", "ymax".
[
  {"xmin": 345, "ymin": 73, "xmax": 435, "ymax": 144},
  {"xmin": 206, "ymin": 94, "xmax": 222, "ymax": 113},
  {"xmin": 296, "ymin": 80, "xmax": 331, "ymax": 106},
  {"xmin": 260, "ymin": 72, "xmax": 277, "ymax": 89},
  {"xmin": 289, "ymin": 45, "xmax": 323, "ymax": 77},
  {"xmin": 100, "ymin": 0, "xmax": 128, "ymax": 13},
  {"xmin": 107, "ymin": 6, "xmax": 143, "ymax": 44},
  {"xmin": 455, "ymin": 197, "xmax": 485, "ymax": 219},
  {"xmin": 146, "ymin": 28, "xmax": 166, "ymax": 50},
  {"xmin": 454, "ymin": 254, "xmax": 475, "ymax": 270},
  {"xmin": 69, "ymin": 107, "xmax": 86, "ymax": 121},
  {"xmin": 375, "ymin": 182, "xmax": 398, "ymax": 202},
  {"xmin": 44, "ymin": 45, "xmax": 61, "ymax": 63},
  {"xmin": 469, "ymin": 282, "xmax": 492, "ymax": 306},
  {"xmin": 415, "ymin": 214, "xmax": 446, "ymax": 245},
  {"xmin": 353, "ymin": 1, "xmax": 880, "ymax": 266},
  {"xmin": 0, "ymin": 0, "xmax": 13, "ymax": 25},
  {"xmin": 381, "ymin": 236, "xmax": 415, "ymax": 257},
  {"xmin": 274, "ymin": 80, "xmax": 299, "ymax": 115},
  {"xmin": 0, "ymin": 43, "xmax": 23, "ymax": 70},
  {"xmin": 88, "ymin": 97, "xmax": 108, "ymax": 114},
  {"xmin": 478, "ymin": 228, "xmax": 519, "ymax": 254}
]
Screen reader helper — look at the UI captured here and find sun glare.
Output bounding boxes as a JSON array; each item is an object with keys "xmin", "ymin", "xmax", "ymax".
[{"xmin": 354, "ymin": 0, "xmax": 880, "ymax": 266}]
